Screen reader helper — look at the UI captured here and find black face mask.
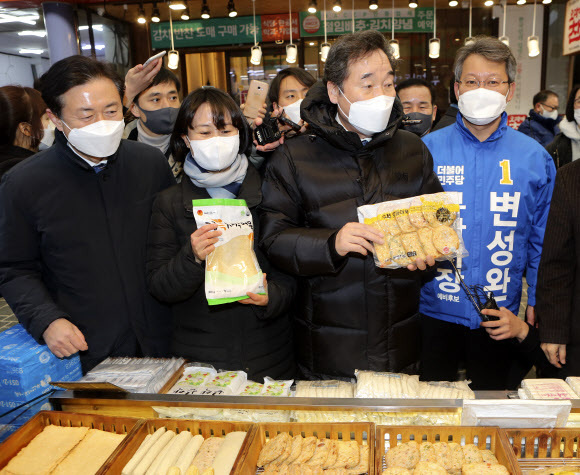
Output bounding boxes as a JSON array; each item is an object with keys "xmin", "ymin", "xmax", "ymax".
[
  {"xmin": 402, "ymin": 111, "xmax": 433, "ymax": 137},
  {"xmin": 138, "ymin": 105, "xmax": 180, "ymax": 135}
]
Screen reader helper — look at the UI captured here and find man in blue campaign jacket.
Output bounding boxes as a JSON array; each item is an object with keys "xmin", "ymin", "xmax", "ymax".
[{"xmin": 420, "ymin": 36, "xmax": 556, "ymax": 390}]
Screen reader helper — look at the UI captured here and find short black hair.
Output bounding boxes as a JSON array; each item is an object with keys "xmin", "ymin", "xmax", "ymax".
[
  {"xmin": 268, "ymin": 67, "xmax": 316, "ymax": 105},
  {"xmin": 134, "ymin": 67, "xmax": 181, "ymax": 106},
  {"xmin": 449, "ymin": 75, "xmax": 458, "ymax": 105},
  {"xmin": 323, "ymin": 30, "xmax": 397, "ymax": 88},
  {"xmin": 566, "ymin": 85, "xmax": 580, "ymax": 122},
  {"xmin": 533, "ymin": 89, "xmax": 558, "ymax": 108},
  {"xmin": 39, "ymin": 55, "xmax": 123, "ymax": 117},
  {"xmin": 171, "ymin": 87, "xmax": 251, "ymax": 163},
  {"xmin": 396, "ymin": 78, "xmax": 434, "ymax": 105}
]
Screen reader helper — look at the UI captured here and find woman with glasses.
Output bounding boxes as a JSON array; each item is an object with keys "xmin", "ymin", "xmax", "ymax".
[
  {"xmin": 517, "ymin": 90, "xmax": 560, "ymax": 147},
  {"xmin": 546, "ymin": 86, "xmax": 580, "ymax": 168}
]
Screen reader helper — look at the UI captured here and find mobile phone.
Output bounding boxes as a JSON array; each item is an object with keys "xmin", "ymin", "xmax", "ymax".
[
  {"xmin": 278, "ymin": 115, "xmax": 302, "ymax": 132},
  {"xmin": 243, "ymin": 80, "xmax": 269, "ymax": 120},
  {"xmin": 143, "ymin": 50, "xmax": 167, "ymax": 68}
]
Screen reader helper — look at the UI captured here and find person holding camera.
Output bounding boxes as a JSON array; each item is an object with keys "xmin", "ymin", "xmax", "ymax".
[{"xmin": 259, "ymin": 30, "xmax": 442, "ymax": 380}]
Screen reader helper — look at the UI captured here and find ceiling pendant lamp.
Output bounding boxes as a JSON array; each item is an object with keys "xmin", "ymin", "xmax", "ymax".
[
  {"xmin": 389, "ymin": 0, "xmax": 400, "ymax": 59},
  {"xmin": 250, "ymin": 0, "xmax": 261, "ymax": 65},
  {"xmin": 429, "ymin": 0, "xmax": 440, "ymax": 58},
  {"xmin": 528, "ymin": 0, "xmax": 540, "ymax": 57},
  {"xmin": 321, "ymin": 0, "xmax": 330, "ymax": 61},
  {"xmin": 286, "ymin": 0, "xmax": 297, "ymax": 63}
]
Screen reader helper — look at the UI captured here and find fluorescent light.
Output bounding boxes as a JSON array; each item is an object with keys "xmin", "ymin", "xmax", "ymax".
[
  {"xmin": 0, "ymin": 13, "xmax": 39, "ymax": 25},
  {"xmin": 18, "ymin": 30, "xmax": 46, "ymax": 37},
  {"xmin": 19, "ymin": 48, "xmax": 43, "ymax": 54}
]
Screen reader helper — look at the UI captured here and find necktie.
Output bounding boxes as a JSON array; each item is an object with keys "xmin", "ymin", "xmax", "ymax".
[{"xmin": 93, "ymin": 163, "xmax": 107, "ymax": 174}]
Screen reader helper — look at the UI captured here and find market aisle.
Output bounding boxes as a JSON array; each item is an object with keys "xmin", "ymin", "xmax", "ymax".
[{"xmin": 0, "ymin": 298, "xmax": 16, "ymax": 332}]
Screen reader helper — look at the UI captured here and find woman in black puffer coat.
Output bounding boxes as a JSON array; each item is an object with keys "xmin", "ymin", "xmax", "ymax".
[{"xmin": 146, "ymin": 88, "xmax": 296, "ymax": 380}]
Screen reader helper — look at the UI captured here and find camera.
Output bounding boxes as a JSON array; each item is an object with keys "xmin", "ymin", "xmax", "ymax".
[{"xmin": 254, "ymin": 116, "xmax": 282, "ymax": 146}]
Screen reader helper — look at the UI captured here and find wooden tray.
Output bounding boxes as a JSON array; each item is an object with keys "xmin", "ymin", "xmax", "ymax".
[
  {"xmin": 505, "ymin": 428, "xmax": 580, "ymax": 473},
  {"xmin": 240, "ymin": 422, "xmax": 376, "ymax": 475},
  {"xmin": 376, "ymin": 425, "xmax": 520, "ymax": 474},
  {"xmin": 158, "ymin": 361, "xmax": 189, "ymax": 394},
  {"xmin": 103, "ymin": 418, "xmax": 256, "ymax": 474},
  {"xmin": 0, "ymin": 410, "xmax": 141, "ymax": 473}
]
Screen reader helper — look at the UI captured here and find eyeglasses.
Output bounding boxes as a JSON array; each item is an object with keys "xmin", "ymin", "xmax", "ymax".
[
  {"xmin": 540, "ymin": 103, "xmax": 558, "ymax": 112},
  {"xmin": 457, "ymin": 78, "xmax": 510, "ymax": 89}
]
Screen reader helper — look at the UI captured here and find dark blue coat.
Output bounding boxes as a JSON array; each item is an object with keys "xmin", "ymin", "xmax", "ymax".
[{"xmin": 517, "ymin": 109, "xmax": 561, "ymax": 147}]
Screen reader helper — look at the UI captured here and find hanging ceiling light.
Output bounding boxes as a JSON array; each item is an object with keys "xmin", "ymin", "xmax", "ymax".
[
  {"xmin": 528, "ymin": 0, "xmax": 540, "ymax": 57},
  {"xmin": 409, "ymin": 0, "xmax": 418, "ymax": 8},
  {"xmin": 484, "ymin": 0, "xmax": 494, "ymax": 6},
  {"xmin": 286, "ymin": 0, "xmax": 298, "ymax": 63},
  {"xmin": 321, "ymin": 0, "xmax": 330, "ymax": 61},
  {"xmin": 542, "ymin": 0, "xmax": 551, "ymax": 3},
  {"xmin": 228, "ymin": 0, "xmax": 238, "ymax": 17},
  {"xmin": 369, "ymin": 0, "xmax": 378, "ymax": 9},
  {"xmin": 499, "ymin": 0, "xmax": 509, "ymax": 46},
  {"xmin": 151, "ymin": 3, "xmax": 160, "ymax": 22},
  {"xmin": 250, "ymin": 0, "xmax": 261, "ymax": 65},
  {"xmin": 308, "ymin": 0, "xmax": 318, "ymax": 13},
  {"xmin": 389, "ymin": 0, "xmax": 399, "ymax": 59},
  {"xmin": 333, "ymin": 0, "xmax": 342, "ymax": 12},
  {"xmin": 517, "ymin": 0, "xmax": 526, "ymax": 4},
  {"xmin": 465, "ymin": 0, "xmax": 473, "ymax": 44},
  {"xmin": 181, "ymin": 6, "xmax": 190, "ymax": 20},
  {"xmin": 137, "ymin": 4, "xmax": 147, "ymax": 24},
  {"xmin": 449, "ymin": 0, "xmax": 458, "ymax": 6},
  {"xmin": 167, "ymin": 8, "xmax": 179, "ymax": 69},
  {"xmin": 169, "ymin": 1, "xmax": 186, "ymax": 10},
  {"xmin": 201, "ymin": 0, "xmax": 210, "ymax": 18},
  {"xmin": 429, "ymin": 0, "xmax": 439, "ymax": 58}
]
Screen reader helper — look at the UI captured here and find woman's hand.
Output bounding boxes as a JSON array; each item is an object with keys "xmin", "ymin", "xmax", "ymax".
[
  {"xmin": 190, "ymin": 223, "xmax": 222, "ymax": 261},
  {"xmin": 239, "ymin": 274, "xmax": 268, "ymax": 306},
  {"xmin": 480, "ymin": 307, "xmax": 529, "ymax": 342}
]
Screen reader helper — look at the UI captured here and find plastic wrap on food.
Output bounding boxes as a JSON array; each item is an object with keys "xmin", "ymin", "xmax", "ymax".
[
  {"xmin": 260, "ymin": 377, "xmax": 293, "ymax": 397},
  {"xmin": 418, "ymin": 380, "xmax": 475, "ymax": 399},
  {"xmin": 239, "ymin": 382, "xmax": 263, "ymax": 396},
  {"xmin": 206, "ymin": 371, "xmax": 247, "ymax": 395},
  {"xmin": 357, "ymin": 191, "xmax": 467, "ymax": 269},
  {"xmin": 167, "ymin": 366, "xmax": 218, "ymax": 395},
  {"xmin": 295, "ymin": 380, "xmax": 355, "ymax": 398},
  {"xmin": 354, "ymin": 370, "xmax": 420, "ymax": 398},
  {"xmin": 521, "ymin": 379, "xmax": 578, "ymax": 400},
  {"xmin": 566, "ymin": 376, "xmax": 580, "ymax": 398}
]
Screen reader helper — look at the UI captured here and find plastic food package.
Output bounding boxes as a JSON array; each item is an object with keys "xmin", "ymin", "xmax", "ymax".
[
  {"xmin": 295, "ymin": 380, "xmax": 355, "ymax": 398},
  {"xmin": 206, "ymin": 371, "xmax": 248, "ymax": 395},
  {"xmin": 239, "ymin": 382, "xmax": 263, "ymax": 396},
  {"xmin": 521, "ymin": 379, "xmax": 578, "ymax": 400},
  {"xmin": 80, "ymin": 357, "xmax": 184, "ymax": 393},
  {"xmin": 260, "ymin": 377, "xmax": 293, "ymax": 396},
  {"xmin": 566, "ymin": 376, "xmax": 580, "ymax": 397},
  {"xmin": 167, "ymin": 366, "xmax": 217, "ymax": 395},
  {"xmin": 418, "ymin": 380, "xmax": 475, "ymax": 399},
  {"xmin": 357, "ymin": 192, "xmax": 468, "ymax": 268},
  {"xmin": 192, "ymin": 198, "xmax": 265, "ymax": 305},
  {"xmin": 355, "ymin": 370, "xmax": 420, "ymax": 398}
]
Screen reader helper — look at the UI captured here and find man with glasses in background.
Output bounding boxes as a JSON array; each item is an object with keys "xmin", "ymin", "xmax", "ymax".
[
  {"xmin": 419, "ymin": 36, "xmax": 556, "ymax": 390},
  {"xmin": 518, "ymin": 90, "xmax": 561, "ymax": 146}
]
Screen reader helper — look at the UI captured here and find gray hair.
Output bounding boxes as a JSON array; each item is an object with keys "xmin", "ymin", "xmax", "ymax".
[
  {"xmin": 454, "ymin": 35, "xmax": 517, "ymax": 83},
  {"xmin": 323, "ymin": 30, "xmax": 397, "ymax": 88}
]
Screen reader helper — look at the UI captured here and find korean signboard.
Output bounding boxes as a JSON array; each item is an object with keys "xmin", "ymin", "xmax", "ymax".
[
  {"xmin": 261, "ymin": 14, "xmax": 300, "ymax": 42},
  {"xmin": 299, "ymin": 8, "xmax": 434, "ymax": 37},
  {"xmin": 564, "ymin": 0, "xmax": 580, "ymax": 55}
]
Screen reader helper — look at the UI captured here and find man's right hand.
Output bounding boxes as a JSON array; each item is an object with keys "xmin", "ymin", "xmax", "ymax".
[
  {"xmin": 541, "ymin": 342, "xmax": 567, "ymax": 368},
  {"xmin": 124, "ymin": 58, "xmax": 163, "ymax": 107},
  {"xmin": 190, "ymin": 223, "xmax": 222, "ymax": 261},
  {"xmin": 335, "ymin": 222, "xmax": 384, "ymax": 257},
  {"xmin": 43, "ymin": 318, "xmax": 88, "ymax": 358}
]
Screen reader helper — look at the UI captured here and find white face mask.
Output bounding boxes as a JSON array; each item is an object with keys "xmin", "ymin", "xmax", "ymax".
[
  {"xmin": 39, "ymin": 122, "xmax": 55, "ymax": 151},
  {"xmin": 62, "ymin": 119, "xmax": 124, "ymax": 158},
  {"xmin": 283, "ymin": 99, "xmax": 303, "ymax": 124},
  {"xmin": 574, "ymin": 109, "xmax": 580, "ymax": 127},
  {"xmin": 540, "ymin": 107, "xmax": 558, "ymax": 121},
  {"xmin": 187, "ymin": 134, "xmax": 240, "ymax": 171},
  {"xmin": 338, "ymin": 89, "xmax": 395, "ymax": 136},
  {"xmin": 458, "ymin": 87, "xmax": 508, "ymax": 126}
]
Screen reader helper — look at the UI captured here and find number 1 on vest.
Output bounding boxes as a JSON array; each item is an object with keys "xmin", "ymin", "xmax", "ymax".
[{"xmin": 499, "ymin": 160, "xmax": 513, "ymax": 185}]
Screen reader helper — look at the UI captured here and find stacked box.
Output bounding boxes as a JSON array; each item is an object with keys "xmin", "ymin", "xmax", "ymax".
[
  {"xmin": 0, "ymin": 393, "xmax": 52, "ymax": 443},
  {"xmin": 0, "ymin": 324, "xmax": 82, "ymax": 438}
]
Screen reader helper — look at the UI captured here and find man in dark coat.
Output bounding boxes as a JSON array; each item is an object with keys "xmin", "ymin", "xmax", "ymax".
[
  {"xmin": 517, "ymin": 90, "xmax": 560, "ymax": 147},
  {"xmin": 0, "ymin": 56, "xmax": 175, "ymax": 372},
  {"xmin": 259, "ymin": 30, "xmax": 443, "ymax": 380},
  {"xmin": 536, "ymin": 160, "xmax": 580, "ymax": 377}
]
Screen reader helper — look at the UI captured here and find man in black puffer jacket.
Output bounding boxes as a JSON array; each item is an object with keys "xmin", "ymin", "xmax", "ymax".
[{"xmin": 260, "ymin": 30, "xmax": 443, "ymax": 380}]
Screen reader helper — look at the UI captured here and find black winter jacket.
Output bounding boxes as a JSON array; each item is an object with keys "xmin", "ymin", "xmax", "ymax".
[
  {"xmin": 146, "ymin": 162, "xmax": 296, "ymax": 380},
  {"xmin": 259, "ymin": 81, "xmax": 443, "ymax": 379},
  {"xmin": 0, "ymin": 131, "xmax": 175, "ymax": 372},
  {"xmin": 546, "ymin": 133, "xmax": 573, "ymax": 169},
  {"xmin": 0, "ymin": 145, "xmax": 34, "ymax": 180}
]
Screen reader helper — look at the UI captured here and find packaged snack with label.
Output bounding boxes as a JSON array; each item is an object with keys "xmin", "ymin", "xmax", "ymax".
[
  {"xmin": 260, "ymin": 377, "xmax": 293, "ymax": 397},
  {"xmin": 357, "ymin": 192, "xmax": 468, "ymax": 269},
  {"xmin": 206, "ymin": 371, "xmax": 247, "ymax": 395},
  {"xmin": 192, "ymin": 198, "xmax": 265, "ymax": 305}
]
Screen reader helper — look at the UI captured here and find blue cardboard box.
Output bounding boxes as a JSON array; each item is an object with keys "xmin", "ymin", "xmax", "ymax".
[
  {"xmin": 0, "ymin": 393, "xmax": 52, "ymax": 443},
  {"xmin": 0, "ymin": 324, "xmax": 82, "ymax": 408}
]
